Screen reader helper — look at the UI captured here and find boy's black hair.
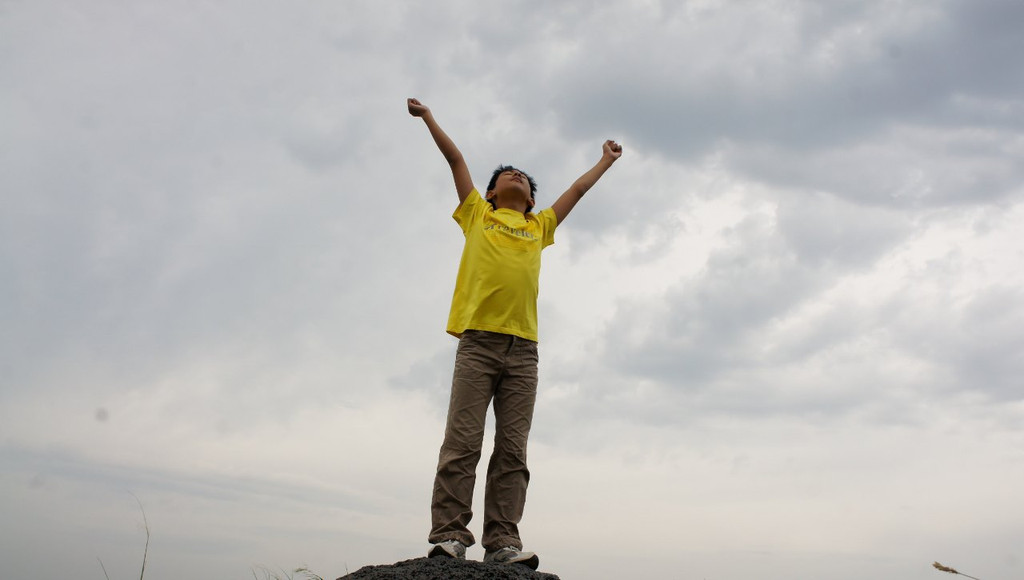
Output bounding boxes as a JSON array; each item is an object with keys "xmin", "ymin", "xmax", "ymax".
[{"xmin": 486, "ymin": 165, "xmax": 537, "ymax": 213}]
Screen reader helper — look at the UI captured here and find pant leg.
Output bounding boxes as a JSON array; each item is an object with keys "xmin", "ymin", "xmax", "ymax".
[
  {"xmin": 428, "ymin": 331, "xmax": 502, "ymax": 547},
  {"xmin": 482, "ymin": 336, "xmax": 539, "ymax": 551}
]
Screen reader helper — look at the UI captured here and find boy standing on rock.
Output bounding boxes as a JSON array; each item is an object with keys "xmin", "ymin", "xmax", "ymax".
[{"xmin": 408, "ymin": 97, "xmax": 621, "ymax": 570}]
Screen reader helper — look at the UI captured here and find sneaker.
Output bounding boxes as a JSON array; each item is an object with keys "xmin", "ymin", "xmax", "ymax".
[
  {"xmin": 428, "ymin": 539, "xmax": 466, "ymax": 560},
  {"xmin": 484, "ymin": 546, "xmax": 539, "ymax": 570}
]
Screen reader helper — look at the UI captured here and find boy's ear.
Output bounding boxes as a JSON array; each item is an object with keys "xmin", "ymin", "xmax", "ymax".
[{"xmin": 485, "ymin": 190, "xmax": 495, "ymax": 200}]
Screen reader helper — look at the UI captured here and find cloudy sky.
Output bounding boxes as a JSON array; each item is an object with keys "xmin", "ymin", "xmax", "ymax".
[{"xmin": 3, "ymin": 1, "xmax": 1023, "ymax": 578}]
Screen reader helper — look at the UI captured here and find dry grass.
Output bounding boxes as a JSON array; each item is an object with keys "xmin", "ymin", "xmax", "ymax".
[
  {"xmin": 98, "ymin": 493, "xmax": 325, "ymax": 580},
  {"xmin": 933, "ymin": 561, "xmax": 981, "ymax": 580},
  {"xmin": 251, "ymin": 566, "xmax": 325, "ymax": 580},
  {"xmin": 99, "ymin": 493, "xmax": 150, "ymax": 580}
]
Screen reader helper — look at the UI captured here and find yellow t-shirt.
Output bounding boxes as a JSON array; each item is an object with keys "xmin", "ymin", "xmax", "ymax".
[{"xmin": 446, "ymin": 190, "xmax": 557, "ymax": 342}]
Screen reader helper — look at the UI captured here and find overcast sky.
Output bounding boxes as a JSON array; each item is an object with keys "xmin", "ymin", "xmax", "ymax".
[{"xmin": 3, "ymin": 1, "xmax": 1023, "ymax": 579}]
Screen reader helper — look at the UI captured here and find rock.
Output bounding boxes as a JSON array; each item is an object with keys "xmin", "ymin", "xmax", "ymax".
[{"xmin": 337, "ymin": 556, "xmax": 561, "ymax": 580}]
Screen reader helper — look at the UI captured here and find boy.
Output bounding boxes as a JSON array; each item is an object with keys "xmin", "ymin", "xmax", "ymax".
[{"xmin": 408, "ymin": 97, "xmax": 621, "ymax": 569}]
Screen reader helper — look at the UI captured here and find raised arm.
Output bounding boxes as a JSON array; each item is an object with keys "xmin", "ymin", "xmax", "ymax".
[
  {"xmin": 408, "ymin": 98, "xmax": 475, "ymax": 203},
  {"xmin": 549, "ymin": 140, "xmax": 623, "ymax": 225}
]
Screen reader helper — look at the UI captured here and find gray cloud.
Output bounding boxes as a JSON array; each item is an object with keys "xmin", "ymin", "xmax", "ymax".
[
  {"xmin": 724, "ymin": 125, "xmax": 1024, "ymax": 206},
  {"xmin": 478, "ymin": 0, "xmax": 1024, "ymax": 208},
  {"xmin": 890, "ymin": 282, "xmax": 1024, "ymax": 402},
  {"xmin": 774, "ymin": 192, "xmax": 911, "ymax": 266}
]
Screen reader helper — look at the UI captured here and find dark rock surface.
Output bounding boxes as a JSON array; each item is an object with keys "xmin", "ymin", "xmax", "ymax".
[{"xmin": 337, "ymin": 556, "xmax": 560, "ymax": 580}]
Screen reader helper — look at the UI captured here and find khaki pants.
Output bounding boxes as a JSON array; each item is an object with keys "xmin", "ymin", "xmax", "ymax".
[{"xmin": 429, "ymin": 330, "xmax": 539, "ymax": 551}]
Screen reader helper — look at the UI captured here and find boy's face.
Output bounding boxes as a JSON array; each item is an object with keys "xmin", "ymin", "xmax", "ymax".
[{"xmin": 487, "ymin": 169, "xmax": 535, "ymax": 210}]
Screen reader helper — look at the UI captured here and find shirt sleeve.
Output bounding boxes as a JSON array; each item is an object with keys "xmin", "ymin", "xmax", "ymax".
[
  {"xmin": 453, "ymin": 189, "xmax": 488, "ymax": 235},
  {"xmin": 538, "ymin": 207, "xmax": 558, "ymax": 248}
]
